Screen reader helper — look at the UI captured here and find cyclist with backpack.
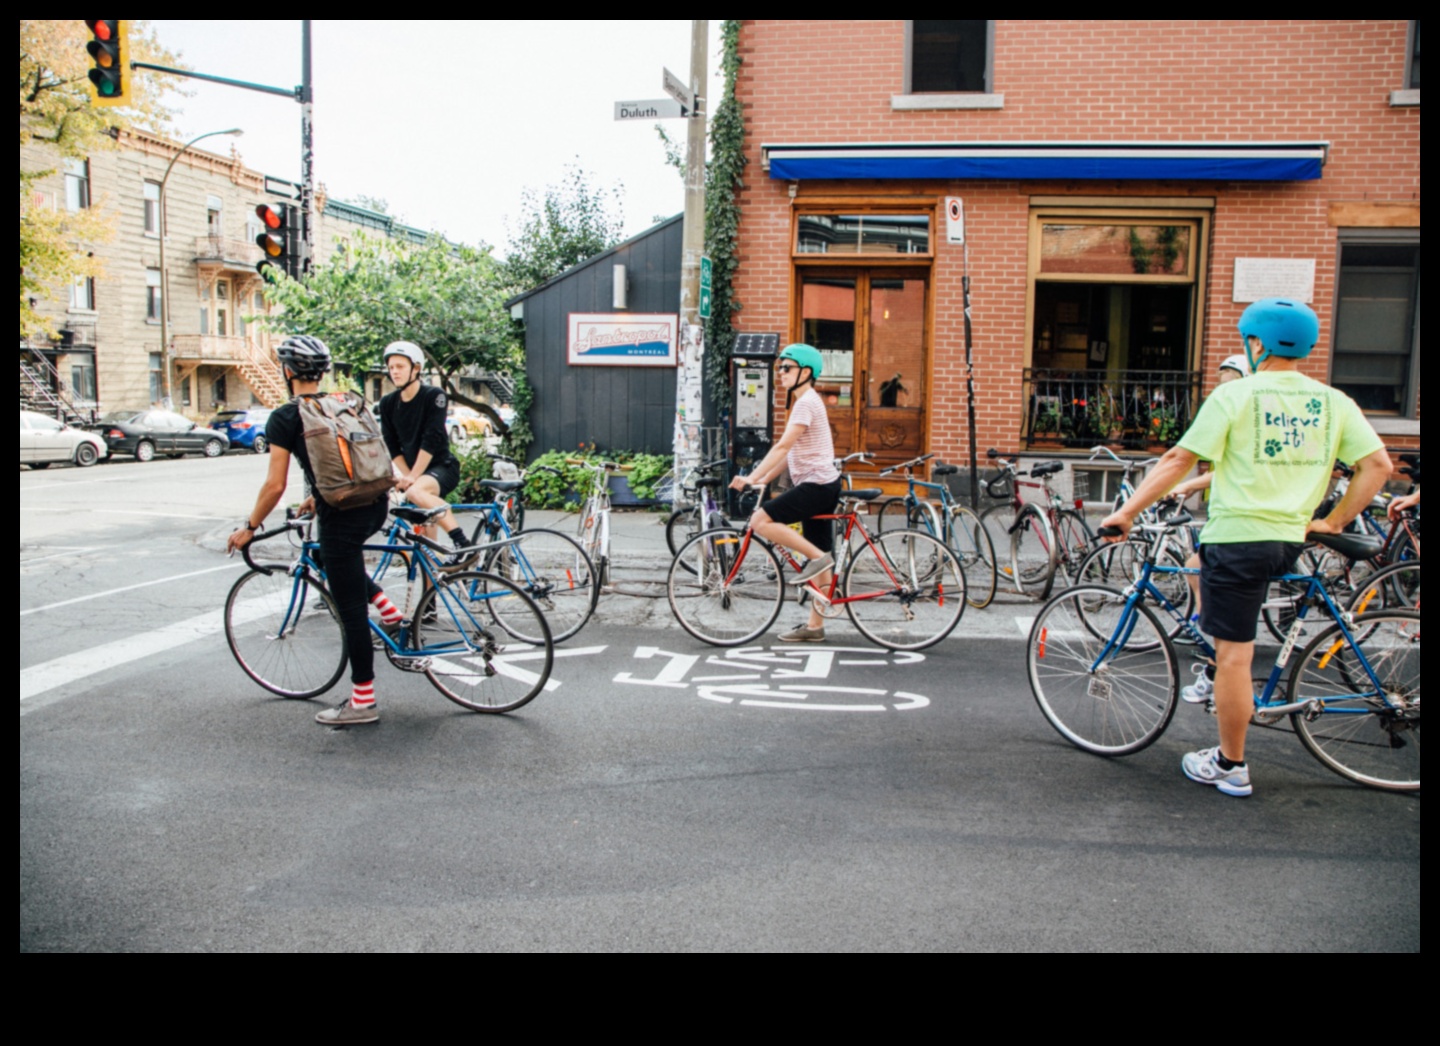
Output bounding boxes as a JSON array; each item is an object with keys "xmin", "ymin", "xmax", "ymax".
[
  {"xmin": 376, "ymin": 341, "xmax": 470, "ymax": 566},
  {"xmin": 227, "ymin": 335, "xmax": 399, "ymax": 727}
]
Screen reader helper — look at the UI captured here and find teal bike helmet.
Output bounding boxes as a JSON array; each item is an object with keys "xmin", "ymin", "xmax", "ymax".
[
  {"xmin": 777, "ymin": 343, "xmax": 823, "ymax": 382},
  {"xmin": 1238, "ymin": 297, "xmax": 1319, "ymax": 371}
]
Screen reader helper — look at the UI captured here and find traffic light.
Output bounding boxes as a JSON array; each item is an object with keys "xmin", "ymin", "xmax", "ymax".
[
  {"xmin": 84, "ymin": 20, "xmax": 129, "ymax": 107},
  {"xmin": 254, "ymin": 203, "xmax": 300, "ymax": 281}
]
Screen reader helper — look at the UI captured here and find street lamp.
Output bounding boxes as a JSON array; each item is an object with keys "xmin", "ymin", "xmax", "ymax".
[{"xmin": 157, "ymin": 127, "xmax": 243, "ymax": 407}]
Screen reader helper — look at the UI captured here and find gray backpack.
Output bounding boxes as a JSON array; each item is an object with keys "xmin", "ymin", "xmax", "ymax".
[{"xmin": 295, "ymin": 392, "xmax": 396, "ymax": 508}]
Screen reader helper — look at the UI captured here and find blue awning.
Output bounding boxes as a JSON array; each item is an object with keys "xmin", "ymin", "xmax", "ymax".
[{"xmin": 763, "ymin": 142, "xmax": 1329, "ymax": 182}]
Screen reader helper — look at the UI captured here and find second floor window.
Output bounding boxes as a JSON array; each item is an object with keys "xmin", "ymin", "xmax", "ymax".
[
  {"xmin": 70, "ymin": 275, "xmax": 95, "ymax": 311},
  {"xmin": 65, "ymin": 158, "xmax": 90, "ymax": 211},
  {"xmin": 909, "ymin": 20, "xmax": 991, "ymax": 93},
  {"xmin": 146, "ymin": 268, "xmax": 162, "ymax": 321},
  {"xmin": 1408, "ymin": 20, "xmax": 1421, "ymax": 90},
  {"xmin": 144, "ymin": 180, "xmax": 161, "ymax": 236}
]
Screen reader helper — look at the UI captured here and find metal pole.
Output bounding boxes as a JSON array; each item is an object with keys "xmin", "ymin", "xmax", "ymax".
[
  {"xmin": 963, "ymin": 239, "xmax": 980, "ymax": 511},
  {"xmin": 299, "ymin": 20, "xmax": 315, "ymax": 277},
  {"xmin": 157, "ymin": 127, "xmax": 243, "ymax": 407},
  {"xmin": 673, "ymin": 20, "xmax": 708, "ymax": 479}
]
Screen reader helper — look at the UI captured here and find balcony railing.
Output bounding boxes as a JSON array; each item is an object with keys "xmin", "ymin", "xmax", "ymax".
[
  {"xmin": 193, "ymin": 235, "xmax": 262, "ymax": 267},
  {"xmin": 1021, "ymin": 368, "xmax": 1201, "ymax": 449},
  {"xmin": 170, "ymin": 334, "xmax": 273, "ymax": 368}
]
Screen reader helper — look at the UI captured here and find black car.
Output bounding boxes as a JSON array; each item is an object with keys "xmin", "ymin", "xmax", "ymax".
[{"xmin": 94, "ymin": 410, "xmax": 231, "ymax": 462}]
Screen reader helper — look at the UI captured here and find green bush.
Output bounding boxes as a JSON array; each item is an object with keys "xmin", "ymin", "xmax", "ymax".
[
  {"xmin": 450, "ymin": 441, "xmax": 497, "ymax": 504},
  {"xmin": 518, "ymin": 448, "xmax": 674, "ymax": 509}
]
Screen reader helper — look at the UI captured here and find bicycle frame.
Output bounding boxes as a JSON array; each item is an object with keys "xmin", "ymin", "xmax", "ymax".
[{"xmin": 1088, "ymin": 555, "xmax": 1398, "ymax": 721}]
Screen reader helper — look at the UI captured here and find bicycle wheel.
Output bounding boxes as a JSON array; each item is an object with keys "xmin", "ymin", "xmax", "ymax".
[
  {"xmin": 1010, "ymin": 505, "xmax": 1059, "ymax": 599},
  {"xmin": 870, "ymin": 496, "xmax": 905, "ymax": 534},
  {"xmin": 413, "ymin": 570, "xmax": 552, "ymax": 713},
  {"xmin": 1346, "ymin": 561, "xmax": 1421, "ymax": 617},
  {"xmin": 842, "ymin": 530, "xmax": 965, "ymax": 651},
  {"xmin": 481, "ymin": 528, "xmax": 598, "ymax": 643},
  {"xmin": 1287, "ymin": 610, "xmax": 1420, "ymax": 792},
  {"xmin": 667, "ymin": 528, "xmax": 783, "ymax": 646},
  {"xmin": 225, "ymin": 567, "xmax": 347, "ymax": 699},
  {"xmin": 947, "ymin": 504, "xmax": 997, "ymax": 609},
  {"xmin": 906, "ymin": 500, "xmax": 943, "ymax": 540},
  {"xmin": 1052, "ymin": 509, "xmax": 1095, "ymax": 587},
  {"xmin": 665, "ymin": 505, "xmax": 703, "ymax": 566},
  {"xmin": 1076, "ymin": 539, "xmax": 1192, "ymax": 647},
  {"xmin": 1026, "ymin": 585, "xmax": 1179, "ymax": 756}
]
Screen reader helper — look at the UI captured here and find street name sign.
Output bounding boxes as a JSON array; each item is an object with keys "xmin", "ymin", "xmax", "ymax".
[
  {"xmin": 662, "ymin": 66, "xmax": 694, "ymax": 110},
  {"xmin": 614, "ymin": 98, "xmax": 687, "ymax": 121},
  {"xmin": 698, "ymin": 255, "xmax": 712, "ymax": 319}
]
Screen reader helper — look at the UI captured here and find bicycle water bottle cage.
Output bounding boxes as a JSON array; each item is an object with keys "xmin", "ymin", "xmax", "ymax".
[
  {"xmin": 1310, "ymin": 530, "xmax": 1384, "ymax": 563},
  {"xmin": 392, "ymin": 505, "xmax": 448, "ymax": 525}
]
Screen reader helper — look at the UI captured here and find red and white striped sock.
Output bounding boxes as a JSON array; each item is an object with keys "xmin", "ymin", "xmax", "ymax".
[
  {"xmin": 371, "ymin": 591, "xmax": 403, "ymax": 624},
  {"xmin": 350, "ymin": 680, "xmax": 376, "ymax": 708}
]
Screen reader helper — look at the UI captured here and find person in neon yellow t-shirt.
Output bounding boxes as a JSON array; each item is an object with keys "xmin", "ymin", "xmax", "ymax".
[{"xmin": 1100, "ymin": 298, "xmax": 1390, "ymax": 797}]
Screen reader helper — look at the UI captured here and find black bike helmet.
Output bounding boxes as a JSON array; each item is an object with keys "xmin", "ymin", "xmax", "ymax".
[{"xmin": 276, "ymin": 335, "xmax": 332, "ymax": 380}]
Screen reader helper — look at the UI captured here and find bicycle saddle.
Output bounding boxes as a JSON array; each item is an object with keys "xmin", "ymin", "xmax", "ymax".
[
  {"xmin": 1310, "ymin": 530, "xmax": 1384, "ymax": 562},
  {"xmin": 1030, "ymin": 461, "xmax": 1065, "ymax": 477},
  {"xmin": 932, "ymin": 464, "xmax": 958, "ymax": 476},
  {"xmin": 479, "ymin": 479, "xmax": 523, "ymax": 493},
  {"xmin": 391, "ymin": 505, "xmax": 448, "ymax": 524},
  {"xmin": 844, "ymin": 488, "xmax": 884, "ymax": 502}
]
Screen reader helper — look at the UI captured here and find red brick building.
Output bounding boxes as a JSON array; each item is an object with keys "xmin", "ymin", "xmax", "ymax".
[{"xmin": 729, "ymin": 20, "xmax": 1420, "ymax": 492}]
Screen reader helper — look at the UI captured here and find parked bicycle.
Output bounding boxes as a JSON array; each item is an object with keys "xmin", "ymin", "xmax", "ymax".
[
  {"xmin": 664, "ymin": 457, "xmax": 733, "ymax": 568},
  {"xmin": 873, "ymin": 452, "xmax": 997, "ymax": 609},
  {"xmin": 569, "ymin": 458, "xmax": 620, "ymax": 587},
  {"xmin": 666, "ymin": 484, "xmax": 965, "ymax": 651},
  {"xmin": 224, "ymin": 508, "xmax": 554, "ymax": 714},
  {"xmin": 980, "ymin": 450, "xmax": 1095, "ymax": 599},
  {"xmin": 1024, "ymin": 515, "xmax": 1418, "ymax": 792}
]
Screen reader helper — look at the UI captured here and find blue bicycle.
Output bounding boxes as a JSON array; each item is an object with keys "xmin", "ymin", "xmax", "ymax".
[
  {"xmin": 1024, "ymin": 515, "xmax": 1419, "ymax": 792},
  {"xmin": 224, "ymin": 509, "xmax": 553, "ymax": 713},
  {"xmin": 874, "ymin": 452, "xmax": 997, "ymax": 608}
]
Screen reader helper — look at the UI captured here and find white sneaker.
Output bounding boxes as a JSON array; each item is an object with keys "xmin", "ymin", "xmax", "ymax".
[
  {"xmin": 1181, "ymin": 663, "xmax": 1214, "ymax": 704},
  {"xmin": 1181, "ymin": 746, "xmax": 1252, "ymax": 797}
]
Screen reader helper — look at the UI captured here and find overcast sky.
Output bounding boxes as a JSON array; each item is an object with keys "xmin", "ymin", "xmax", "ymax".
[{"xmin": 150, "ymin": 20, "xmax": 722, "ymax": 255}]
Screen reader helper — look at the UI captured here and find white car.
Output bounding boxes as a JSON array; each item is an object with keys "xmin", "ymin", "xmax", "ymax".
[{"xmin": 20, "ymin": 409, "xmax": 108, "ymax": 469}]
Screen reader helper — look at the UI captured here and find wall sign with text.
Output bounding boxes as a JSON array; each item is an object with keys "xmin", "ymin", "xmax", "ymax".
[{"xmin": 568, "ymin": 313, "xmax": 679, "ymax": 367}]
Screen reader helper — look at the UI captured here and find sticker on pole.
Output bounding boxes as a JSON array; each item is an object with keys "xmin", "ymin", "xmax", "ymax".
[{"xmin": 946, "ymin": 197, "xmax": 965, "ymax": 245}]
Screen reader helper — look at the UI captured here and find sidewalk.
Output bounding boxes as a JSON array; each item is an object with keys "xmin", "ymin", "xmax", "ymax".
[{"xmin": 525, "ymin": 506, "xmax": 1057, "ymax": 641}]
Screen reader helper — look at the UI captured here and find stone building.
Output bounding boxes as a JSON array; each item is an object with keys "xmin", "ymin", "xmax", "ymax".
[{"xmin": 20, "ymin": 128, "xmax": 436, "ymax": 423}]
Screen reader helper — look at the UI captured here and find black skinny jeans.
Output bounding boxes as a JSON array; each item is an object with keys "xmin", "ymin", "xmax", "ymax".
[{"xmin": 315, "ymin": 501, "xmax": 388, "ymax": 685}]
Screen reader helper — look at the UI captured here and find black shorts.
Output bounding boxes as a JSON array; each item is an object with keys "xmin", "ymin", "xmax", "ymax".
[
  {"xmin": 761, "ymin": 479, "xmax": 843, "ymax": 553},
  {"xmin": 422, "ymin": 460, "xmax": 460, "ymax": 499},
  {"xmin": 1198, "ymin": 541, "xmax": 1304, "ymax": 643}
]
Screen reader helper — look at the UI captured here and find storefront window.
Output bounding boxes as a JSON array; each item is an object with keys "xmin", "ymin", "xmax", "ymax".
[
  {"xmin": 797, "ymin": 214, "xmax": 930, "ymax": 255},
  {"xmin": 1040, "ymin": 223, "xmax": 1192, "ymax": 277}
]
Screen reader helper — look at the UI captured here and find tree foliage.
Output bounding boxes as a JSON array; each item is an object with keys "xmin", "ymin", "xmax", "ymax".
[
  {"xmin": 703, "ymin": 20, "xmax": 747, "ymax": 414},
  {"xmin": 502, "ymin": 161, "xmax": 625, "ymax": 291},
  {"xmin": 20, "ymin": 19, "xmax": 185, "ymax": 337},
  {"xmin": 259, "ymin": 233, "xmax": 522, "ymax": 431}
]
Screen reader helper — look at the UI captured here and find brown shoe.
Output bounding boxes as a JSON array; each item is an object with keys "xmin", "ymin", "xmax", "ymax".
[{"xmin": 778, "ymin": 624, "xmax": 826, "ymax": 643}]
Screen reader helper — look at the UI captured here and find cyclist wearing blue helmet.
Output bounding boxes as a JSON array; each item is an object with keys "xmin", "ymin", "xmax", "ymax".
[
  {"xmin": 729, "ymin": 343, "xmax": 844, "ymax": 642},
  {"xmin": 1101, "ymin": 298, "xmax": 1389, "ymax": 797}
]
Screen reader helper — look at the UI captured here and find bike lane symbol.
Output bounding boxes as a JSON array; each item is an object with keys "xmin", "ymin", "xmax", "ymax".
[{"xmin": 614, "ymin": 645, "xmax": 929, "ymax": 712}]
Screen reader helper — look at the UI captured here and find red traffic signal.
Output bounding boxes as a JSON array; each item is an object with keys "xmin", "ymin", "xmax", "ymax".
[
  {"xmin": 255, "ymin": 203, "xmax": 300, "ymax": 280},
  {"xmin": 84, "ymin": 20, "xmax": 128, "ymax": 107}
]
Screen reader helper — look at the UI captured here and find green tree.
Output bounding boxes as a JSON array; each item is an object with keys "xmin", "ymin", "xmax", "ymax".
[
  {"xmin": 260, "ymin": 232, "xmax": 521, "ymax": 433},
  {"xmin": 502, "ymin": 161, "xmax": 625, "ymax": 290},
  {"xmin": 20, "ymin": 19, "xmax": 185, "ymax": 337}
]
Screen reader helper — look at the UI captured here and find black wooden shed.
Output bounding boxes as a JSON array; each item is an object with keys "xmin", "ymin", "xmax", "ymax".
[{"xmin": 505, "ymin": 214, "xmax": 682, "ymax": 458}]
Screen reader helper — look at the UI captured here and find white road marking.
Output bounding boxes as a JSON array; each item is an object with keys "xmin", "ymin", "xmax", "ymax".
[
  {"xmin": 20, "ymin": 562, "xmax": 244, "ymax": 617},
  {"xmin": 1016, "ymin": 616, "xmax": 1035, "ymax": 636}
]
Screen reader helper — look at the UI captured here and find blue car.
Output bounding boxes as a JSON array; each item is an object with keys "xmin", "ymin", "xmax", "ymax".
[{"xmin": 209, "ymin": 408, "xmax": 273, "ymax": 453}]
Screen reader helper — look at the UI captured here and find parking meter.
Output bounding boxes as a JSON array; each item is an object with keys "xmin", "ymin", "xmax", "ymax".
[{"xmin": 730, "ymin": 333, "xmax": 780, "ymax": 515}]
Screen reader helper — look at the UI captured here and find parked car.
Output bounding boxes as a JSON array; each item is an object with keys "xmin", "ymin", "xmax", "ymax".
[
  {"xmin": 20, "ymin": 409, "xmax": 108, "ymax": 469},
  {"xmin": 447, "ymin": 405, "xmax": 493, "ymax": 445},
  {"xmin": 209, "ymin": 408, "xmax": 273, "ymax": 452},
  {"xmin": 93, "ymin": 410, "xmax": 230, "ymax": 462}
]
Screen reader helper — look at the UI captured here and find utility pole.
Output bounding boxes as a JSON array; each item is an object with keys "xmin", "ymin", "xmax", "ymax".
[
  {"xmin": 673, "ymin": 19, "xmax": 708, "ymax": 480},
  {"xmin": 298, "ymin": 20, "xmax": 314, "ymax": 275}
]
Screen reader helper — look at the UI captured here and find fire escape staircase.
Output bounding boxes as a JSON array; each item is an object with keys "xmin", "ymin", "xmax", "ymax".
[{"xmin": 20, "ymin": 350, "xmax": 98, "ymax": 426}]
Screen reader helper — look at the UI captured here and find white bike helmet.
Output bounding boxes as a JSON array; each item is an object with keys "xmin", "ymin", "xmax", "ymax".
[
  {"xmin": 383, "ymin": 341, "xmax": 425, "ymax": 368},
  {"xmin": 1218, "ymin": 353, "xmax": 1251, "ymax": 377}
]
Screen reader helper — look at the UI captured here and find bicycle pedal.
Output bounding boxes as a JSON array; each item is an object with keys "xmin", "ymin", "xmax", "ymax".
[{"xmin": 389, "ymin": 654, "xmax": 432, "ymax": 673}]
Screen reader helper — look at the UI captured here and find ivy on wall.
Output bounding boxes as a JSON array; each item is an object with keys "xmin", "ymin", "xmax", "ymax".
[{"xmin": 703, "ymin": 19, "xmax": 745, "ymax": 419}]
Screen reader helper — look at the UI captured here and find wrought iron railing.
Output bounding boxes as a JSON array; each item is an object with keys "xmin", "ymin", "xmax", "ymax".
[
  {"xmin": 1021, "ymin": 368, "xmax": 1200, "ymax": 449},
  {"xmin": 193, "ymin": 235, "xmax": 261, "ymax": 265}
]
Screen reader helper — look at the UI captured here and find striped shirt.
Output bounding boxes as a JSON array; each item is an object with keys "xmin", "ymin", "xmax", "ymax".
[{"xmin": 785, "ymin": 388, "xmax": 840, "ymax": 485}]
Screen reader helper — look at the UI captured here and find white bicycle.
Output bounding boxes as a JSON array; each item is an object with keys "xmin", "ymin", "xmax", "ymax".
[{"xmin": 567, "ymin": 458, "xmax": 621, "ymax": 587}]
